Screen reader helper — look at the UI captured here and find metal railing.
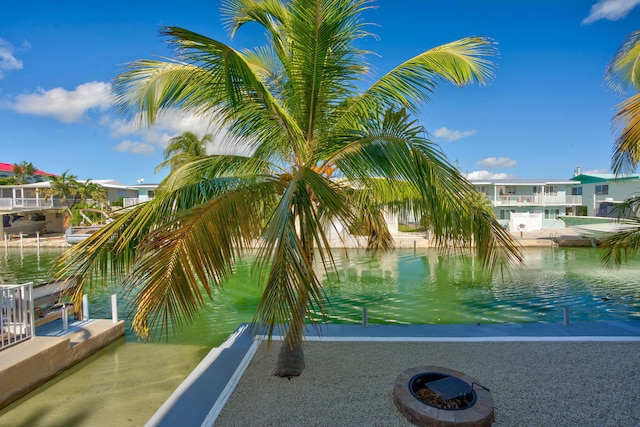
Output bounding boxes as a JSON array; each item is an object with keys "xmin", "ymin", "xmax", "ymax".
[
  {"xmin": 1, "ymin": 282, "xmax": 34, "ymax": 351},
  {"xmin": 494, "ymin": 195, "xmax": 582, "ymax": 206}
]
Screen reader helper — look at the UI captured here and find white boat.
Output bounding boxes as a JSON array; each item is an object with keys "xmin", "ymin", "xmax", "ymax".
[
  {"xmin": 2, "ymin": 213, "xmax": 46, "ymax": 236},
  {"xmin": 558, "ymin": 201, "xmax": 640, "ymax": 239},
  {"xmin": 558, "ymin": 215, "xmax": 639, "ymax": 238},
  {"xmin": 64, "ymin": 209, "xmax": 112, "ymax": 245}
]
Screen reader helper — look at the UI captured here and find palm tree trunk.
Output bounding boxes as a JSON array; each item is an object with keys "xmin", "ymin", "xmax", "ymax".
[
  {"xmin": 275, "ymin": 290, "xmax": 307, "ymax": 377},
  {"xmin": 274, "ymin": 206, "xmax": 313, "ymax": 377},
  {"xmin": 274, "ymin": 327, "xmax": 305, "ymax": 378}
]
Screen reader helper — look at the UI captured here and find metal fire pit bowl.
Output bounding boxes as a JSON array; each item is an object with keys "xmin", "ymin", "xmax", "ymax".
[{"xmin": 393, "ymin": 366, "xmax": 494, "ymax": 427}]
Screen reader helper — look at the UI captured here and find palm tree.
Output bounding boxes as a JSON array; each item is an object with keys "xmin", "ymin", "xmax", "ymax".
[
  {"xmin": 607, "ymin": 30, "xmax": 640, "ymax": 175},
  {"xmin": 154, "ymin": 131, "xmax": 213, "ymax": 173},
  {"xmin": 78, "ymin": 180, "xmax": 108, "ymax": 208},
  {"xmin": 600, "ymin": 30, "xmax": 640, "ymax": 266},
  {"xmin": 11, "ymin": 161, "xmax": 38, "ymax": 184},
  {"xmin": 45, "ymin": 170, "xmax": 81, "ymax": 211},
  {"xmin": 56, "ymin": 0, "xmax": 522, "ymax": 377}
]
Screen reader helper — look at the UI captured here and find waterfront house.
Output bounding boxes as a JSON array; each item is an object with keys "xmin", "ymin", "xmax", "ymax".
[
  {"xmin": 468, "ymin": 178, "xmax": 582, "ymax": 232},
  {"xmin": 569, "ymin": 173, "xmax": 640, "ymax": 216},
  {"xmin": 0, "ymin": 180, "xmax": 140, "ymax": 236}
]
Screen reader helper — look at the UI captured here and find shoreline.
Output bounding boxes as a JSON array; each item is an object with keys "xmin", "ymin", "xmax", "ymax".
[{"xmin": 1, "ymin": 229, "xmax": 586, "ymax": 249}]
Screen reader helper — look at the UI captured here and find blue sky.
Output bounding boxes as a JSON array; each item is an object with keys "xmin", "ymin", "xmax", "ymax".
[{"xmin": 1, "ymin": 0, "xmax": 639, "ymax": 185}]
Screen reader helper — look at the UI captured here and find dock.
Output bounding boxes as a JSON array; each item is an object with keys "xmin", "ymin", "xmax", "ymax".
[{"xmin": 0, "ymin": 318, "xmax": 125, "ymax": 409}]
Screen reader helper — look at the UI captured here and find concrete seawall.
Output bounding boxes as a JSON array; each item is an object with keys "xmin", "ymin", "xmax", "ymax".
[{"xmin": 0, "ymin": 319, "xmax": 125, "ymax": 409}]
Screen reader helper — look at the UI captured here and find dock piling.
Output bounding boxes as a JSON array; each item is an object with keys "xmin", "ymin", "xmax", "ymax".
[
  {"xmin": 82, "ymin": 294, "xmax": 89, "ymax": 320},
  {"xmin": 111, "ymin": 294, "xmax": 118, "ymax": 323}
]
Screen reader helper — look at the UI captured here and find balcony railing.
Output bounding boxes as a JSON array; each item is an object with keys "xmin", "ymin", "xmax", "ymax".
[
  {"xmin": 493, "ymin": 195, "xmax": 582, "ymax": 207},
  {"xmin": 0, "ymin": 198, "xmax": 70, "ymax": 211},
  {"xmin": 1, "ymin": 283, "xmax": 34, "ymax": 351}
]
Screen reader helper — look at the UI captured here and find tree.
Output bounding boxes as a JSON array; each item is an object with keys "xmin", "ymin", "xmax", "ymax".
[
  {"xmin": 12, "ymin": 161, "xmax": 38, "ymax": 184},
  {"xmin": 45, "ymin": 170, "xmax": 81, "ymax": 211},
  {"xmin": 600, "ymin": 30, "xmax": 640, "ymax": 266},
  {"xmin": 607, "ymin": 30, "xmax": 640, "ymax": 175},
  {"xmin": 78, "ymin": 180, "xmax": 108, "ymax": 208},
  {"xmin": 56, "ymin": 0, "xmax": 522, "ymax": 377},
  {"xmin": 155, "ymin": 131, "xmax": 213, "ymax": 173}
]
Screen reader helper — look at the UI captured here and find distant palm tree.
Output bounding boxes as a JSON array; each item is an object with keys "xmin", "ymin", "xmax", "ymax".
[
  {"xmin": 154, "ymin": 132, "xmax": 213, "ymax": 173},
  {"xmin": 45, "ymin": 170, "xmax": 81, "ymax": 211},
  {"xmin": 607, "ymin": 29, "xmax": 640, "ymax": 175},
  {"xmin": 11, "ymin": 161, "xmax": 38, "ymax": 184},
  {"xmin": 56, "ymin": 0, "xmax": 522, "ymax": 377},
  {"xmin": 78, "ymin": 180, "xmax": 108, "ymax": 209}
]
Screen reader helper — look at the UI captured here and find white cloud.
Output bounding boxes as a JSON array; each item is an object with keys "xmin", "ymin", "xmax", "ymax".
[
  {"xmin": 0, "ymin": 39, "xmax": 24, "ymax": 78},
  {"xmin": 433, "ymin": 127, "xmax": 477, "ymax": 142},
  {"xmin": 582, "ymin": 168, "xmax": 610, "ymax": 174},
  {"xmin": 110, "ymin": 110, "xmax": 232, "ymax": 156},
  {"xmin": 477, "ymin": 157, "xmax": 517, "ymax": 168},
  {"xmin": 582, "ymin": 0, "xmax": 640, "ymax": 24},
  {"xmin": 112, "ymin": 109, "xmax": 259, "ymax": 158},
  {"xmin": 465, "ymin": 170, "xmax": 513, "ymax": 180},
  {"xmin": 5, "ymin": 81, "xmax": 112, "ymax": 123},
  {"xmin": 115, "ymin": 140, "xmax": 156, "ymax": 156}
]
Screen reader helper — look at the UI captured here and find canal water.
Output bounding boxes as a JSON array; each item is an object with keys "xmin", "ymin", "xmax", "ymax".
[{"xmin": 0, "ymin": 247, "xmax": 639, "ymax": 425}]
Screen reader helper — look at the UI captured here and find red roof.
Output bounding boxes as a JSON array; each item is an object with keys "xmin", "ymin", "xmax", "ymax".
[{"xmin": 0, "ymin": 162, "xmax": 56, "ymax": 176}]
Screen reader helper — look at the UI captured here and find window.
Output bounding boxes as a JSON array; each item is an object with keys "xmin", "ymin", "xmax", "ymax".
[
  {"xmin": 571, "ymin": 187, "xmax": 582, "ymax": 196},
  {"xmin": 499, "ymin": 209, "xmax": 515, "ymax": 220},
  {"xmin": 595, "ymin": 184, "xmax": 609, "ymax": 195},
  {"xmin": 545, "ymin": 185, "xmax": 557, "ymax": 196},
  {"xmin": 532, "ymin": 185, "xmax": 543, "ymax": 195},
  {"xmin": 545, "ymin": 208, "xmax": 560, "ymax": 219},
  {"xmin": 498, "ymin": 186, "xmax": 516, "ymax": 196}
]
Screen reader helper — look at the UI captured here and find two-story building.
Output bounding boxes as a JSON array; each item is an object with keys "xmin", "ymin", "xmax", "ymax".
[
  {"xmin": 0, "ymin": 180, "xmax": 140, "ymax": 236},
  {"xmin": 469, "ymin": 178, "xmax": 583, "ymax": 232},
  {"xmin": 568, "ymin": 173, "xmax": 640, "ymax": 216}
]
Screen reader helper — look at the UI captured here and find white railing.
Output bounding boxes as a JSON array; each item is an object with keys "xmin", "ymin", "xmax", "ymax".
[
  {"xmin": 1, "ymin": 283, "xmax": 34, "ymax": 351},
  {"xmin": 494, "ymin": 195, "xmax": 582, "ymax": 206},
  {"xmin": 0, "ymin": 198, "xmax": 70, "ymax": 211},
  {"xmin": 123, "ymin": 197, "xmax": 150, "ymax": 208}
]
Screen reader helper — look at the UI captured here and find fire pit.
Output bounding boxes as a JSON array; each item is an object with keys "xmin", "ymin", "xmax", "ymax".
[{"xmin": 393, "ymin": 366, "xmax": 494, "ymax": 426}]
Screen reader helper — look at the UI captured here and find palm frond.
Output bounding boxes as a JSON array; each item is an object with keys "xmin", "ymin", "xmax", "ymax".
[
  {"xmin": 606, "ymin": 30, "xmax": 640, "ymax": 95},
  {"xmin": 611, "ymin": 93, "xmax": 640, "ymax": 175},
  {"xmin": 339, "ymin": 36, "xmax": 497, "ymax": 124},
  {"xmin": 126, "ymin": 182, "xmax": 276, "ymax": 338}
]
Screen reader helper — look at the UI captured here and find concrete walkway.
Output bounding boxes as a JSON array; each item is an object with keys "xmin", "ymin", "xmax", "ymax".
[{"xmin": 147, "ymin": 320, "xmax": 640, "ymax": 426}]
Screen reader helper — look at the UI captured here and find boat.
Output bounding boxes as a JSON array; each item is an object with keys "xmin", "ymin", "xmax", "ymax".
[
  {"xmin": 558, "ymin": 200, "xmax": 640, "ymax": 239},
  {"xmin": 64, "ymin": 209, "xmax": 112, "ymax": 244},
  {"xmin": 2, "ymin": 213, "xmax": 46, "ymax": 236},
  {"xmin": 32, "ymin": 277, "xmax": 78, "ymax": 324}
]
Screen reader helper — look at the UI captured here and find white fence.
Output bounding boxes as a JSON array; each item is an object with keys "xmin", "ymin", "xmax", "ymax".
[{"xmin": 1, "ymin": 283, "xmax": 34, "ymax": 350}]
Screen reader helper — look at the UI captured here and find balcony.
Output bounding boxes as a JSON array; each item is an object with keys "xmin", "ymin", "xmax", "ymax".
[
  {"xmin": 493, "ymin": 195, "xmax": 582, "ymax": 207},
  {"xmin": 0, "ymin": 198, "xmax": 69, "ymax": 212}
]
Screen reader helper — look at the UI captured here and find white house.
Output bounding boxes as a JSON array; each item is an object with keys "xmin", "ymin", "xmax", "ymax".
[
  {"xmin": 568, "ymin": 173, "xmax": 640, "ymax": 216},
  {"xmin": 469, "ymin": 178, "xmax": 583, "ymax": 232},
  {"xmin": 0, "ymin": 180, "xmax": 140, "ymax": 235}
]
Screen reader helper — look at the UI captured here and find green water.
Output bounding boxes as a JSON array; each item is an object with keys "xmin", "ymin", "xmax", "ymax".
[{"xmin": 1, "ymin": 247, "xmax": 639, "ymax": 425}]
